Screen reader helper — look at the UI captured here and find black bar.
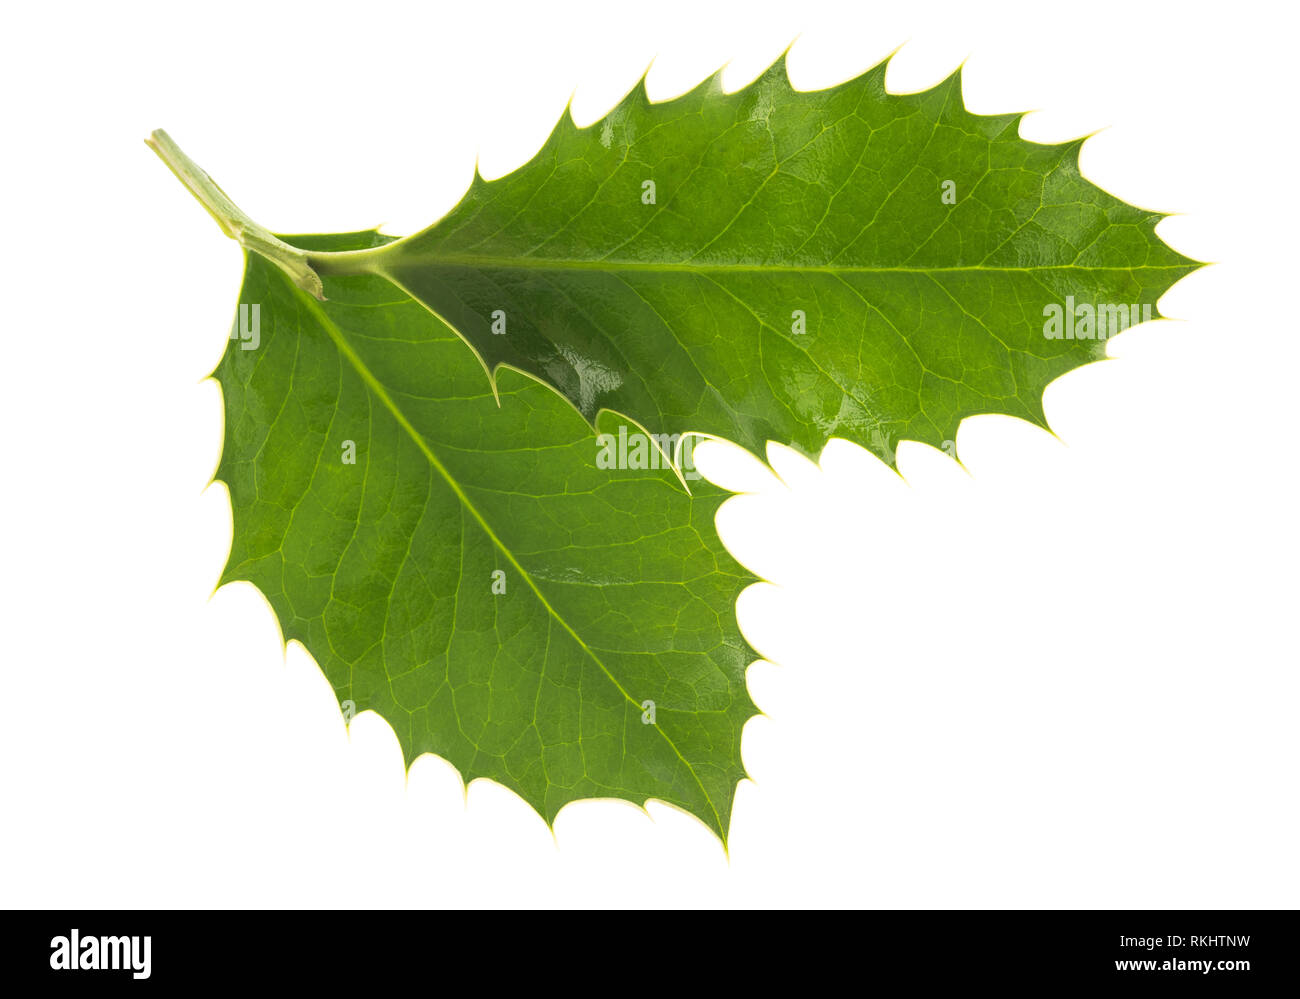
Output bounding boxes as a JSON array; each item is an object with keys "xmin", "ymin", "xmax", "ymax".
[{"xmin": 4, "ymin": 910, "xmax": 1290, "ymax": 988}]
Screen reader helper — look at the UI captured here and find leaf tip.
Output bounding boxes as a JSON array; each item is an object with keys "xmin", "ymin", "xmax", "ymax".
[
  {"xmin": 634, "ymin": 54, "xmax": 658, "ymax": 105},
  {"xmin": 880, "ymin": 38, "xmax": 910, "ymax": 76},
  {"xmin": 774, "ymin": 35, "xmax": 798, "ymax": 76},
  {"xmin": 702, "ymin": 62, "xmax": 729, "ymax": 97}
]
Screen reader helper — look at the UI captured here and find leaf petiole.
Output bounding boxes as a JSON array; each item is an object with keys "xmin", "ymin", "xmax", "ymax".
[{"xmin": 145, "ymin": 129, "xmax": 327, "ymax": 300}]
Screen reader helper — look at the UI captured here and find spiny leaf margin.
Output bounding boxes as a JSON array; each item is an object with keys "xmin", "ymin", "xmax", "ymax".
[
  {"xmin": 315, "ymin": 47, "xmax": 1203, "ymax": 470},
  {"xmin": 209, "ymin": 231, "xmax": 762, "ymax": 844}
]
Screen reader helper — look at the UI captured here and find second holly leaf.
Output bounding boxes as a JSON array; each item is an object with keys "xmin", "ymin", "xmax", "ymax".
[
  {"xmin": 219, "ymin": 232, "xmax": 756, "ymax": 842},
  {"xmin": 305, "ymin": 53, "xmax": 1202, "ymax": 463}
]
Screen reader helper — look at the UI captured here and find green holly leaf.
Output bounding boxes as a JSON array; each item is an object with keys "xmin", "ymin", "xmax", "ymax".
[
  {"xmin": 296, "ymin": 53, "xmax": 1202, "ymax": 464},
  {"xmin": 216, "ymin": 231, "xmax": 756, "ymax": 842},
  {"xmin": 150, "ymin": 49, "xmax": 1200, "ymax": 845}
]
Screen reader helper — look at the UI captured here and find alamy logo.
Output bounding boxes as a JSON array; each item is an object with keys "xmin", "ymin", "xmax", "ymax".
[
  {"xmin": 1042, "ymin": 296, "xmax": 1153, "ymax": 340},
  {"xmin": 595, "ymin": 425, "xmax": 701, "ymax": 480},
  {"xmin": 232, "ymin": 302, "xmax": 260, "ymax": 350},
  {"xmin": 50, "ymin": 930, "xmax": 151, "ymax": 979}
]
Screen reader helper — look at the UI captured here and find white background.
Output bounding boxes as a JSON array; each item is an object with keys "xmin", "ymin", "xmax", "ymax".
[{"xmin": 2, "ymin": 0, "xmax": 1296, "ymax": 908}]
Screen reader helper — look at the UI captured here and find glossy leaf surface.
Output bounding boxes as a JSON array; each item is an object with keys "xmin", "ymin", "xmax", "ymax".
[{"xmin": 314, "ymin": 54, "xmax": 1200, "ymax": 463}]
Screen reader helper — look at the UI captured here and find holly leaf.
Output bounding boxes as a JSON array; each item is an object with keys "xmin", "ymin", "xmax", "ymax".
[
  {"xmin": 151, "ymin": 49, "xmax": 1200, "ymax": 844},
  {"xmin": 216, "ymin": 231, "xmax": 756, "ymax": 842},
  {"xmin": 298, "ymin": 53, "xmax": 1203, "ymax": 464}
]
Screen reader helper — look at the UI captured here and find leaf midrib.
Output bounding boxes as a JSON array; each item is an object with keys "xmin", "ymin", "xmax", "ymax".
[
  {"xmin": 286, "ymin": 278, "xmax": 728, "ymax": 837},
  {"xmin": 382, "ymin": 252, "xmax": 1192, "ymax": 276}
]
